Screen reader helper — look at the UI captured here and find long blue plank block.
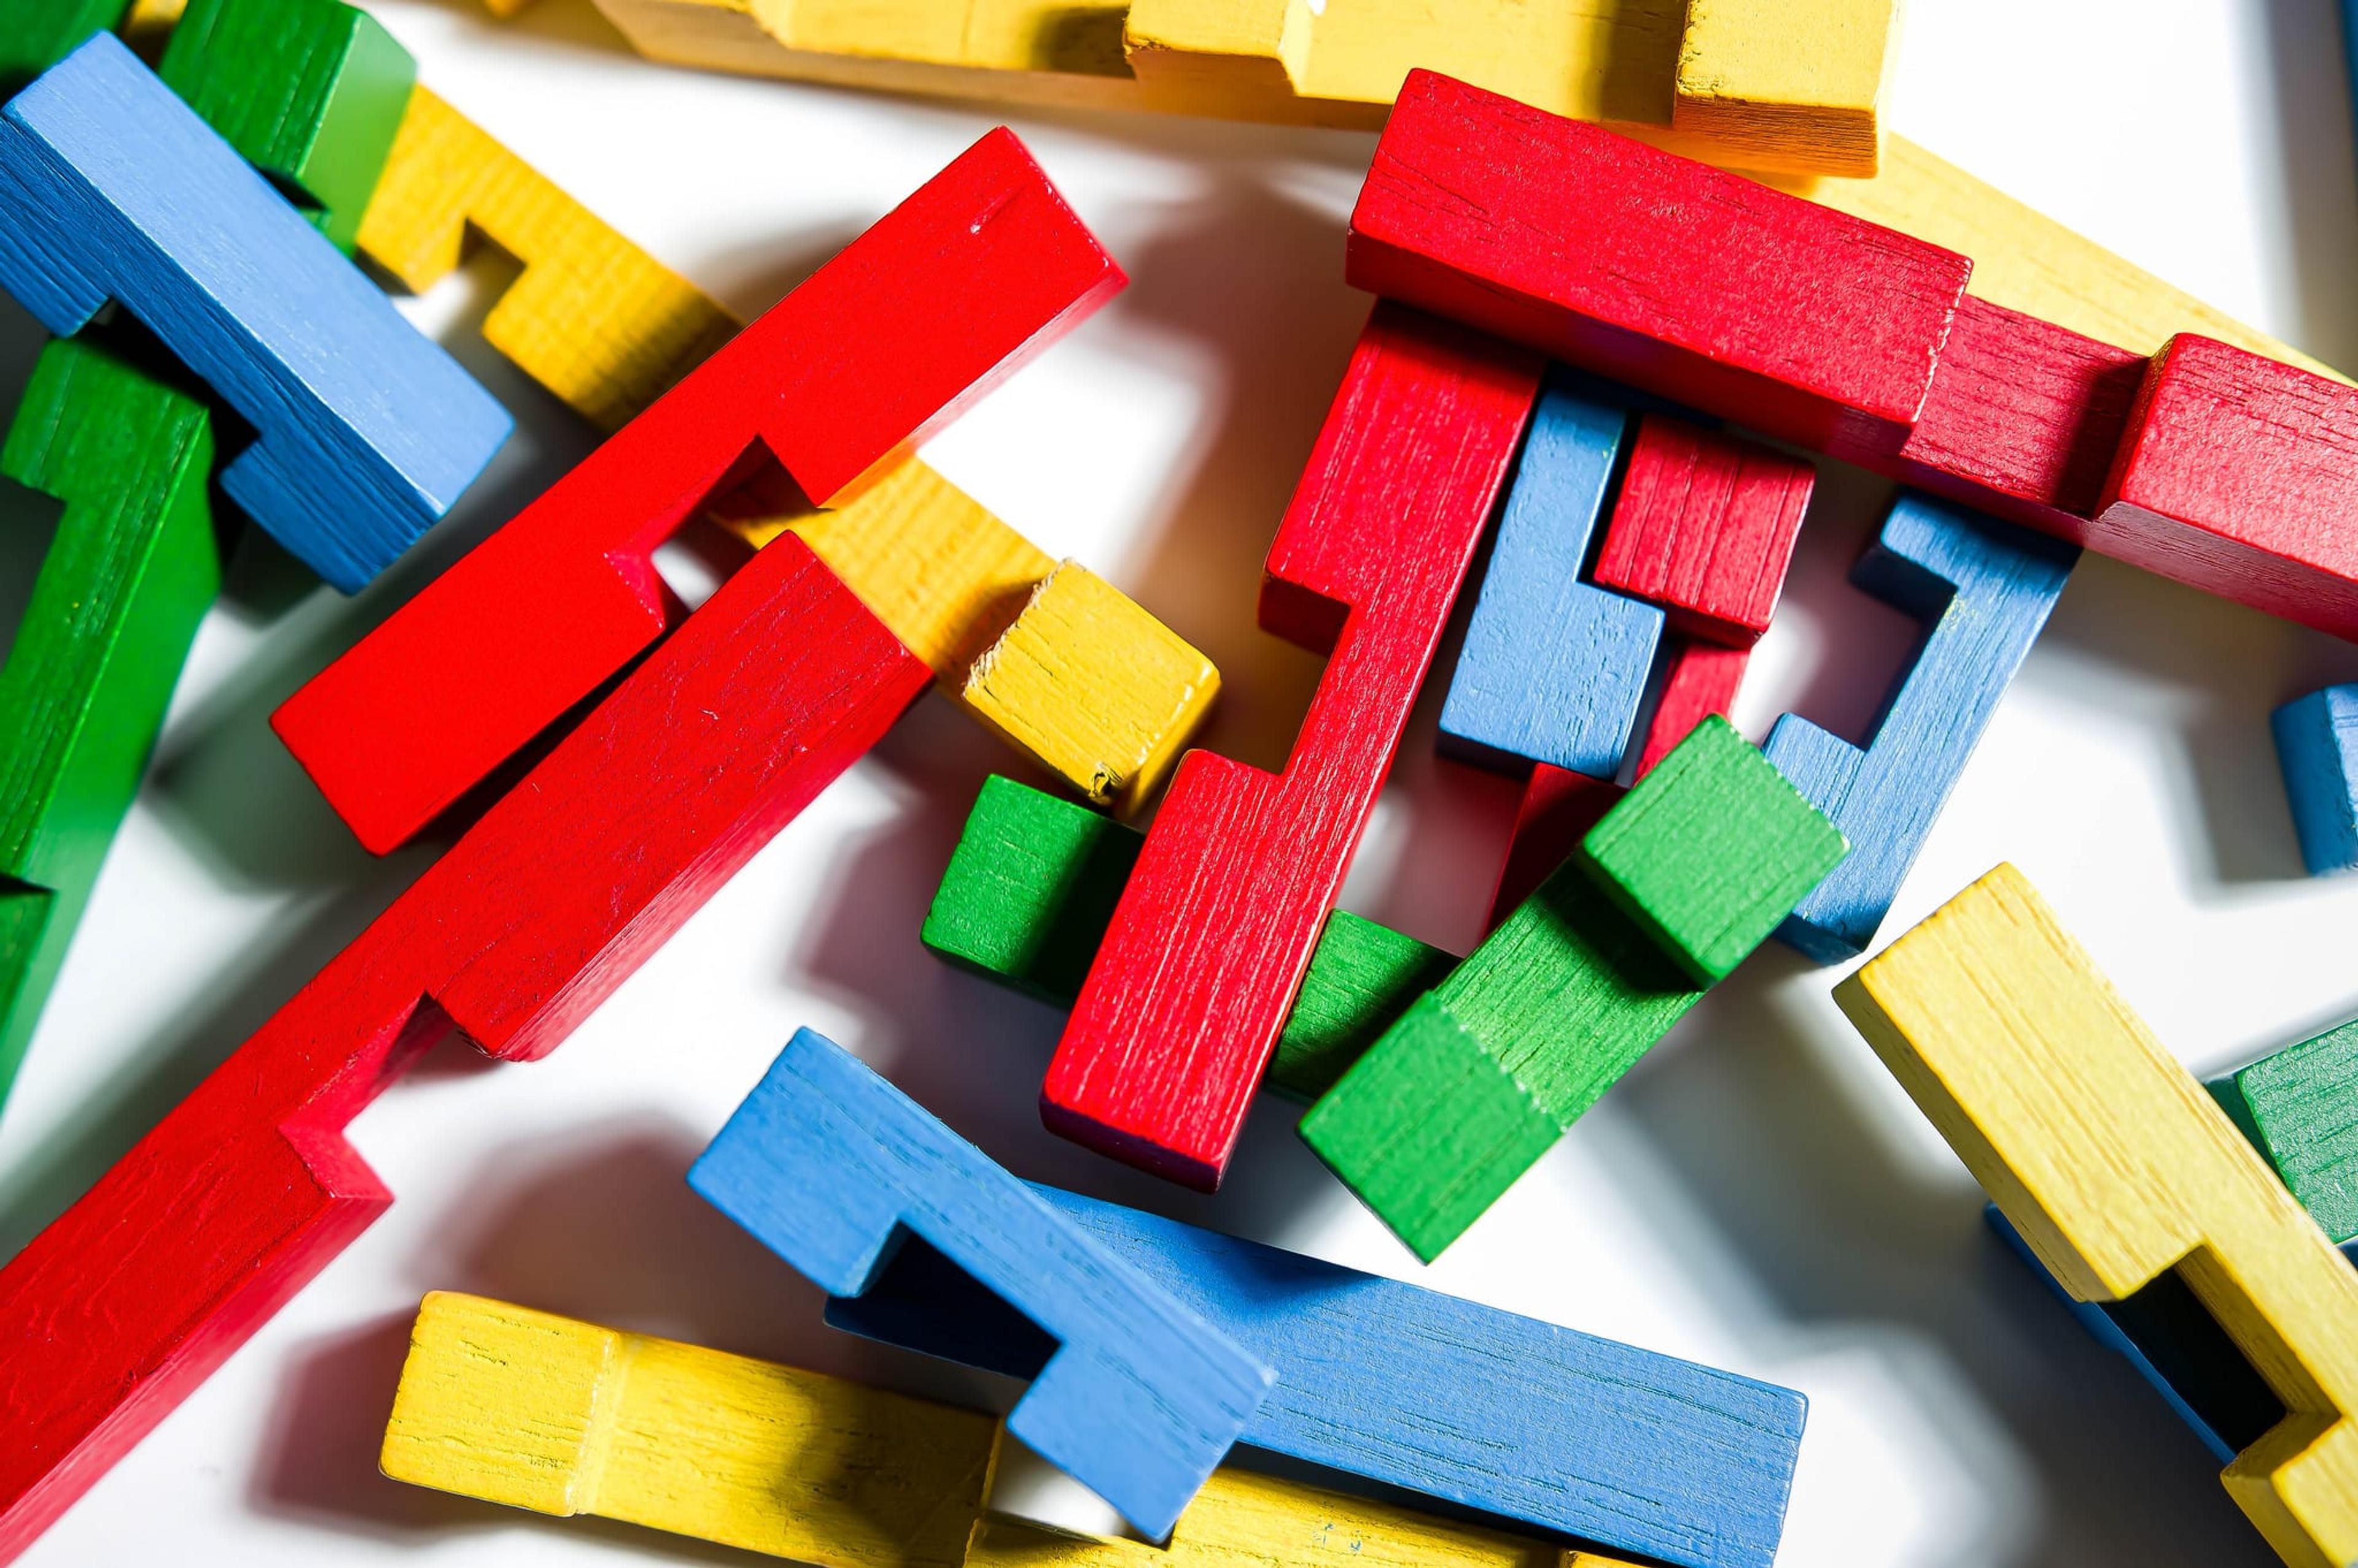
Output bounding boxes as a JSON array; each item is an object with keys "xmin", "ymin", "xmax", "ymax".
[
  {"xmin": 2271, "ymin": 683, "xmax": 2358, "ymax": 875},
  {"xmin": 0, "ymin": 33, "xmax": 509, "ymax": 591},
  {"xmin": 830, "ymin": 1184, "xmax": 1808, "ymax": 1568},
  {"xmin": 1438, "ymin": 376, "xmax": 1664, "ymax": 778},
  {"xmin": 687, "ymin": 1028, "xmax": 1274, "ymax": 1540},
  {"xmin": 1765, "ymin": 493, "xmax": 2076, "ymax": 961}
]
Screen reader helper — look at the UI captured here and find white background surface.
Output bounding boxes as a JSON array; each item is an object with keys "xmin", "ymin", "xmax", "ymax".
[{"xmin": 4, "ymin": 1, "xmax": 2358, "ymax": 1562}]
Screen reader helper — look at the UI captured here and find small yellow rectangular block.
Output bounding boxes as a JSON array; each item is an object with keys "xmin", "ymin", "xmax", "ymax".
[
  {"xmin": 1674, "ymin": 0, "xmax": 1901, "ymax": 177},
  {"xmin": 382, "ymin": 1292, "xmax": 1001, "ymax": 1567},
  {"xmin": 1835, "ymin": 866, "xmax": 2358, "ymax": 1568}
]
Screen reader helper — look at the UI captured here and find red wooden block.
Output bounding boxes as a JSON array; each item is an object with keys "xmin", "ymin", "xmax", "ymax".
[
  {"xmin": 0, "ymin": 537, "xmax": 930, "ymax": 1559},
  {"xmin": 2090, "ymin": 333, "xmax": 2358, "ymax": 640},
  {"xmin": 1040, "ymin": 302, "xmax": 1541, "ymax": 1189},
  {"xmin": 1487, "ymin": 638, "xmax": 1750, "ymax": 921},
  {"xmin": 271, "ymin": 128, "xmax": 1121, "ymax": 855},
  {"xmin": 1592, "ymin": 414, "xmax": 1814, "ymax": 645},
  {"xmin": 1345, "ymin": 71, "xmax": 1972, "ymax": 457}
]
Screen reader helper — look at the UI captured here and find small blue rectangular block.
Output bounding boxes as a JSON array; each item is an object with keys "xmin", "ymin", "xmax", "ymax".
[
  {"xmin": 687, "ymin": 1028, "xmax": 1274, "ymax": 1540},
  {"xmin": 1765, "ymin": 493, "xmax": 2076, "ymax": 962},
  {"xmin": 0, "ymin": 34, "xmax": 509, "ymax": 592},
  {"xmin": 2271, "ymin": 683, "xmax": 2358, "ymax": 875},
  {"xmin": 830, "ymin": 1184, "xmax": 1808, "ymax": 1568},
  {"xmin": 1438, "ymin": 376, "xmax": 1663, "ymax": 778}
]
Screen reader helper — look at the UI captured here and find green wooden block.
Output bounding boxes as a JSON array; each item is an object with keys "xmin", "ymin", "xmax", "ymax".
[
  {"xmin": 1272, "ymin": 910, "xmax": 1455, "ymax": 1101},
  {"xmin": 159, "ymin": 0, "xmax": 416, "ymax": 254},
  {"xmin": 1578, "ymin": 714, "xmax": 1849, "ymax": 984},
  {"xmin": 2209, "ymin": 1019, "xmax": 2358, "ymax": 1244},
  {"xmin": 0, "ymin": 0, "xmax": 126, "ymax": 93},
  {"xmin": 0, "ymin": 334, "xmax": 220, "ymax": 1100}
]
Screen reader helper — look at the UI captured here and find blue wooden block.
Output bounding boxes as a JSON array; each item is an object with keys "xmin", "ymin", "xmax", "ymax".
[
  {"xmin": 1765, "ymin": 494, "xmax": 2076, "ymax": 962},
  {"xmin": 686, "ymin": 1028, "xmax": 1274, "ymax": 1540},
  {"xmin": 2271, "ymin": 684, "xmax": 2358, "ymax": 876},
  {"xmin": 1438, "ymin": 377, "xmax": 1664, "ymax": 778},
  {"xmin": 830, "ymin": 1184, "xmax": 1808, "ymax": 1568},
  {"xmin": 0, "ymin": 34, "xmax": 508, "ymax": 592}
]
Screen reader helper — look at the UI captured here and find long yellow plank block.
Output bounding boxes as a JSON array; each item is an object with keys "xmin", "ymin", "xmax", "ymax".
[
  {"xmin": 1673, "ymin": 0, "xmax": 1899, "ymax": 178},
  {"xmin": 382, "ymin": 1292, "xmax": 1001, "ymax": 1566},
  {"xmin": 1835, "ymin": 866, "xmax": 2358, "ymax": 1568}
]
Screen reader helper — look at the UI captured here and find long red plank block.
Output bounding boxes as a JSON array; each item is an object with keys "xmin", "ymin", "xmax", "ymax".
[
  {"xmin": 1346, "ymin": 71, "xmax": 1971, "ymax": 458},
  {"xmin": 1488, "ymin": 640, "xmax": 1749, "ymax": 922},
  {"xmin": 1592, "ymin": 414, "xmax": 1815, "ymax": 645},
  {"xmin": 1040, "ymin": 303, "xmax": 1540, "ymax": 1189},
  {"xmin": 0, "ymin": 536, "xmax": 929, "ymax": 1559},
  {"xmin": 2091, "ymin": 334, "xmax": 2358, "ymax": 640},
  {"xmin": 271, "ymin": 127, "xmax": 1121, "ymax": 854}
]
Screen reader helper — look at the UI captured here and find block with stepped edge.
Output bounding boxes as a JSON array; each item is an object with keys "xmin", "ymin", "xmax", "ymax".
[
  {"xmin": 2271, "ymin": 685, "xmax": 2358, "ymax": 877},
  {"xmin": 1673, "ymin": 0, "xmax": 1900, "ymax": 176}
]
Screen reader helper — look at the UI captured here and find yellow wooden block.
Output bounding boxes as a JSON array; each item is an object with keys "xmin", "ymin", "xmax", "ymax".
[
  {"xmin": 382, "ymin": 1292, "xmax": 1000, "ymax": 1567},
  {"xmin": 354, "ymin": 87, "xmax": 740, "ymax": 433},
  {"xmin": 962, "ymin": 560, "xmax": 1218, "ymax": 812},
  {"xmin": 1835, "ymin": 866, "xmax": 2358, "ymax": 1568},
  {"xmin": 119, "ymin": 0, "xmax": 188, "ymax": 60},
  {"xmin": 1674, "ymin": 0, "xmax": 1899, "ymax": 177}
]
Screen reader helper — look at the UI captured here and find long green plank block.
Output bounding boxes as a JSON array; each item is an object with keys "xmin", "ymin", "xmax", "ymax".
[
  {"xmin": 0, "ymin": 335, "xmax": 220, "ymax": 1102},
  {"xmin": 1299, "ymin": 716, "xmax": 1846, "ymax": 1260},
  {"xmin": 0, "ymin": 0, "xmax": 124, "ymax": 93},
  {"xmin": 2209, "ymin": 1018, "xmax": 2358, "ymax": 1244},
  {"xmin": 159, "ymin": 0, "xmax": 416, "ymax": 254},
  {"xmin": 922, "ymin": 774, "xmax": 1454, "ymax": 1101}
]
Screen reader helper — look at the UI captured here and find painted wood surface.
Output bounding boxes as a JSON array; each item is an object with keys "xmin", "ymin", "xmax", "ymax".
[
  {"xmin": 688, "ymin": 1026, "xmax": 1274, "ymax": 1539},
  {"xmin": 383, "ymin": 1291, "xmax": 1001, "ymax": 1566},
  {"xmin": 0, "ymin": 33, "xmax": 509, "ymax": 591},
  {"xmin": 1835, "ymin": 864, "xmax": 2358, "ymax": 1568},
  {"xmin": 0, "ymin": 536, "xmax": 930, "ymax": 1561},
  {"xmin": 2211, "ymin": 1018, "xmax": 2358, "ymax": 1245},
  {"xmin": 1041, "ymin": 303, "xmax": 1538, "ymax": 1190},
  {"xmin": 1671, "ymin": 0, "xmax": 1899, "ymax": 176},
  {"xmin": 1, "ymin": 0, "xmax": 123, "ymax": 89},
  {"xmin": 273, "ymin": 126, "xmax": 1121, "ymax": 852},
  {"xmin": 2272, "ymin": 684, "xmax": 2358, "ymax": 876}
]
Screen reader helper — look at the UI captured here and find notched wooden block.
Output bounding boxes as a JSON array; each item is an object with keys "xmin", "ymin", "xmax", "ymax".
[{"xmin": 1673, "ymin": 0, "xmax": 1901, "ymax": 177}]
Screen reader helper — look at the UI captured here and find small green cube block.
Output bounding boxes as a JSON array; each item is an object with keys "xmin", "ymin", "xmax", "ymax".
[
  {"xmin": 2209, "ymin": 1018, "xmax": 2358, "ymax": 1244},
  {"xmin": 920, "ymin": 775, "xmax": 1139, "ymax": 1004},
  {"xmin": 1577, "ymin": 715, "xmax": 1847, "ymax": 984},
  {"xmin": 1270, "ymin": 910, "xmax": 1455, "ymax": 1102}
]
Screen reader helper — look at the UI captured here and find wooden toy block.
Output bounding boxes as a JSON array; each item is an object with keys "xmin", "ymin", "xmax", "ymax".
[
  {"xmin": 275, "ymin": 128, "xmax": 1123, "ymax": 854},
  {"xmin": 1591, "ymin": 414, "xmax": 1815, "ymax": 646},
  {"xmin": 1672, "ymin": 0, "xmax": 1900, "ymax": 177},
  {"xmin": 354, "ymin": 86, "xmax": 739, "ymax": 434},
  {"xmin": 687, "ymin": 1026, "xmax": 1275, "ymax": 1539},
  {"xmin": 1041, "ymin": 303, "xmax": 1540, "ymax": 1189},
  {"xmin": 1578, "ymin": 715, "xmax": 1848, "ymax": 985},
  {"xmin": 835, "ymin": 1185, "xmax": 1807, "ymax": 1568},
  {"xmin": 2211, "ymin": 1019, "xmax": 2358, "ymax": 1246},
  {"xmin": 1834, "ymin": 864, "xmax": 2358, "ymax": 1568},
  {"xmin": 0, "ymin": 34, "xmax": 510, "ymax": 592},
  {"xmin": 0, "ymin": 535, "xmax": 930, "ymax": 1560},
  {"xmin": 1347, "ymin": 72, "xmax": 1972, "ymax": 459},
  {"xmin": 2271, "ymin": 685, "xmax": 2358, "ymax": 876},
  {"xmin": 0, "ymin": 0, "xmax": 121, "ymax": 90},
  {"xmin": 1437, "ymin": 381, "xmax": 1663, "ymax": 778},
  {"xmin": 119, "ymin": 0, "xmax": 186, "ymax": 54},
  {"xmin": 383, "ymin": 1292, "xmax": 1001, "ymax": 1567},
  {"xmin": 1302, "ymin": 721, "xmax": 1838, "ymax": 1259},
  {"xmin": 0, "ymin": 334, "xmax": 217, "ymax": 1107},
  {"xmin": 2090, "ymin": 335, "xmax": 2358, "ymax": 642},
  {"xmin": 1276, "ymin": 910, "xmax": 1458, "ymax": 1101},
  {"xmin": 965, "ymin": 561, "xmax": 1221, "ymax": 812},
  {"xmin": 1488, "ymin": 639, "xmax": 1750, "ymax": 923},
  {"xmin": 1765, "ymin": 495, "xmax": 2076, "ymax": 963},
  {"xmin": 157, "ymin": 0, "xmax": 414, "ymax": 254}
]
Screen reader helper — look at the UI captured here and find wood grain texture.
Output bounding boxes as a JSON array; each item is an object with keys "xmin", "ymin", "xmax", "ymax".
[
  {"xmin": 1042, "ymin": 303, "xmax": 1539, "ymax": 1189},
  {"xmin": 0, "ymin": 0, "xmax": 120, "ymax": 90},
  {"xmin": 2211, "ymin": 1018, "xmax": 2358, "ymax": 1245},
  {"xmin": 383, "ymin": 1292, "xmax": 1001, "ymax": 1566},
  {"xmin": 0, "ymin": 334, "xmax": 217, "ymax": 1108},
  {"xmin": 1592, "ymin": 414, "xmax": 1814, "ymax": 646},
  {"xmin": 1303, "ymin": 721, "xmax": 1835, "ymax": 1259},
  {"xmin": 0, "ymin": 535, "xmax": 930, "ymax": 1561},
  {"xmin": 1347, "ymin": 72, "xmax": 1971, "ymax": 457},
  {"xmin": 1671, "ymin": 0, "xmax": 1897, "ymax": 176},
  {"xmin": 2271, "ymin": 685, "xmax": 2358, "ymax": 877},
  {"xmin": 158, "ymin": 0, "xmax": 415, "ymax": 253},
  {"xmin": 354, "ymin": 85, "xmax": 738, "ymax": 433},
  {"xmin": 276, "ymin": 125, "xmax": 1122, "ymax": 853},
  {"xmin": 0, "ymin": 33, "xmax": 510, "ymax": 591},
  {"xmin": 1765, "ymin": 495, "xmax": 2076, "ymax": 963},
  {"xmin": 1834, "ymin": 863, "xmax": 2358, "ymax": 1568},
  {"xmin": 687, "ymin": 1026, "xmax": 1275, "ymax": 1540},
  {"xmin": 1437, "ymin": 381, "xmax": 1662, "ymax": 777},
  {"xmin": 834, "ymin": 1184, "xmax": 1808, "ymax": 1568}
]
